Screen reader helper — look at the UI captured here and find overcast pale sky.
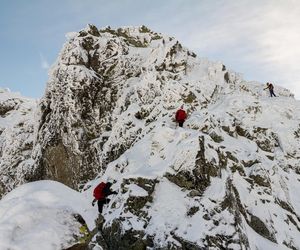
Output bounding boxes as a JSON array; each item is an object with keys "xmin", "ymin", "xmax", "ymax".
[{"xmin": 1, "ymin": 0, "xmax": 300, "ymax": 99}]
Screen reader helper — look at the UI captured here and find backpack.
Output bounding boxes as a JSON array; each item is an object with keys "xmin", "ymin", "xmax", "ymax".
[
  {"xmin": 93, "ymin": 182, "xmax": 106, "ymax": 200},
  {"xmin": 176, "ymin": 109, "xmax": 187, "ymax": 121}
]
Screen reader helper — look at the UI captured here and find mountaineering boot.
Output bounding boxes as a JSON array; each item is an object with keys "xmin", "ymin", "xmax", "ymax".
[{"xmin": 96, "ymin": 214, "xmax": 105, "ymax": 227}]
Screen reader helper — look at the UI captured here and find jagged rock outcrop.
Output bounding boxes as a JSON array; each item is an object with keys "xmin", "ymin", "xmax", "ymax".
[
  {"xmin": 1, "ymin": 25, "xmax": 300, "ymax": 249},
  {"xmin": 31, "ymin": 25, "xmax": 180, "ymax": 188},
  {"xmin": 29, "ymin": 24, "xmax": 229, "ymax": 189},
  {"xmin": 0, "ymin": 89, "xmax": 36, "ymax": 197}
]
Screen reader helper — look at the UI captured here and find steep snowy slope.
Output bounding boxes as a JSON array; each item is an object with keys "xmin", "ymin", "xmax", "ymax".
[
  {"xmin": 94, "ymin": 90, "xmax": 300, "ymax": 249},
  {"xmin": 0, "ymin": 88, "xmax": 36, "ymax": 197},
  {"xmin": 0, "ymin": 25, "xmax": 300, "ymax": 250}
]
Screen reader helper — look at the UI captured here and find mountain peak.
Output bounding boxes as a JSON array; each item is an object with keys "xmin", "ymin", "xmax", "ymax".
[{"xmin": 0, "ymin": 25, "xmax": 300, "ymax": 249}]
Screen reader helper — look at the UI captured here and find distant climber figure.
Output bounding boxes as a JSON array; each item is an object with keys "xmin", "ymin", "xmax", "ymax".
[
  {"xmin": 175, "ymin": 105, "xmax": 187, "ymax": 127},
  {"xmin": 92, "ymin": 181, "xmax": 117, "ymax": 214},
  {"xmin": 264, "ymin": 82, "xmax": 276, "ymax": 97}
]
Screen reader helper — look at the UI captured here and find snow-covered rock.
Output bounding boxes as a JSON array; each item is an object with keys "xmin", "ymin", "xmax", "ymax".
[
  {"xmin": 1, "ymin": 25, "xmax": 300, "ymax": 249},
  {"xmin": 0, "ymin": 88, "xmax": 37, "ymax": 197},
  {"xmin": 0, "ymin": 180, "xmax": 96, "ymax": 250}
]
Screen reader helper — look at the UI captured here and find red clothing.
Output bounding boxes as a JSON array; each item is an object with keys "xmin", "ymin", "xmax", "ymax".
[
  {"xmin": 93, "ymin": 182, "xmax": 106, "ymax": 200},
  {"xmin": 176, "ymin": 109, "xmax": 187, "ymax": 122}
]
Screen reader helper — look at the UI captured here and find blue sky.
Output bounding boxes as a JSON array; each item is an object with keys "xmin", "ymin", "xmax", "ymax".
[{"xmin": 1, "ymin": 0, "xmax": 300, "ymax": 99}]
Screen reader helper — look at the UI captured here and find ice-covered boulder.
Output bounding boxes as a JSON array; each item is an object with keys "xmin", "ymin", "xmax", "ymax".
[{"xmin": 0, "ymin": 180, "xmax": 96, "ymax": 250}]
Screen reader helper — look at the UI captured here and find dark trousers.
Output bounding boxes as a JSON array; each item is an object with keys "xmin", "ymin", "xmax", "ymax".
[
  {"xmin": 270, "ymin": 90, "xmax": 276, "ymax": 97},
  {"xmin": 178, "ymin": 120, "xmax": 184, "ymax": 127},
  {"xmin": 98, "ymin": 198, "xmax": 110, "ymax": 213}
]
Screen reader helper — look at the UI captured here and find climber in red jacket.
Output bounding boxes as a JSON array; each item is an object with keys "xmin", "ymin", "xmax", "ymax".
[
  {"xmin": 175, "ymin": 105, "xmax": 187, "ymax": 127},
  {"xmin": 92, "ymin": 181, "xmax": 117, "ymax": 214}
]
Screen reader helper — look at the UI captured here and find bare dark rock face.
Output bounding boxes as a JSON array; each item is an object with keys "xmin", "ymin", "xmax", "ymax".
[{"xmin": 43, "ymin": 142, "xmax": 81, "ymax": 188}]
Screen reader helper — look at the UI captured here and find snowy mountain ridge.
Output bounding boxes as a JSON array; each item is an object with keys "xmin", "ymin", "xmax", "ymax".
[{"xmin": 0, "ymin": 25, "xmax": 300, "ymax": 249}]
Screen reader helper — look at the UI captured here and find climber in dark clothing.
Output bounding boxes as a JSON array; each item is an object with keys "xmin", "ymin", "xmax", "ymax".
[
  {"xmin": 92, "ymin": 182, "xmax": 117, "ymax": 214},
  {"xmin": 175, "ymin": 105, "xmax": 187, "ymax": 127},
  {"xmin": 264, "ymin": 82, "xmax": 276, "ymax": 97}
]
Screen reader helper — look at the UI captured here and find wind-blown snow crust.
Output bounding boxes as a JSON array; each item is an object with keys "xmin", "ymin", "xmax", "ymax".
[{"xmin": 0, "ymin": 180, "xmax": 96, "ymax": 250}]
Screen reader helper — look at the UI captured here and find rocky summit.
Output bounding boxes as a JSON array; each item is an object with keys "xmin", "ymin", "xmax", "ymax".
[{"xmin": 1, "ymin": 24, "xmax": 300, "ymax": 250}]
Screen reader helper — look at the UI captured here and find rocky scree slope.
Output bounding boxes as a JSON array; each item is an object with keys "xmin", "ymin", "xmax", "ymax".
[{"xmin": 1, "ymin": 25, "xmax": 300, "ymax": 249}]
